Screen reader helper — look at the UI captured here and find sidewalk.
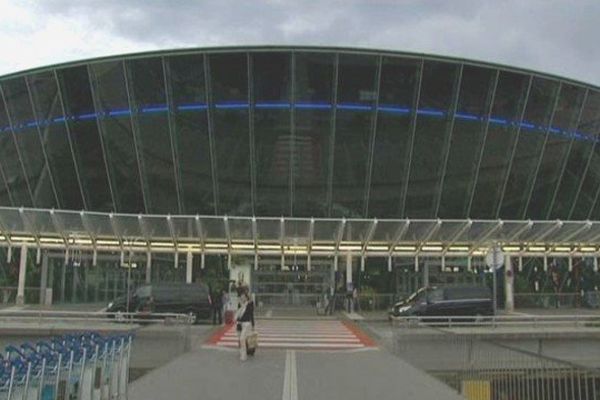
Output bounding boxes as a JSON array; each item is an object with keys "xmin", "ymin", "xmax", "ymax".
[{"xmin": 129, "ymin": 347, "xmax": 463, "ymax": 400}]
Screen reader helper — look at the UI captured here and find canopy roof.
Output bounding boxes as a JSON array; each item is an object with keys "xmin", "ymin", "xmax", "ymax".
[{"xmin": 0, "ymin": 207, "xmax": 598, "ymax": 257}]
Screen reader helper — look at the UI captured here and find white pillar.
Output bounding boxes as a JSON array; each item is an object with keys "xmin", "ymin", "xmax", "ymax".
[
  {"xmin": 16, "ymin": 246, "xmax": 28, "ymax": 306},
  {"xmin": 504, "ymin": 255, "xmax": 514, "ymax": 312},
  {"xmin": 39, "ymin": 251, "xmax": 48, "ymax": 305},
  {"xmin": 145, "ymin": 252, "xmax": 152, "ymax": 284},
  {"xmin": 186, "ymin": 252, "xmax": 193, "ymax": 283},
  {"xmin": 345, "ymin": 253, "xmax": 352, "ymax": 290}
]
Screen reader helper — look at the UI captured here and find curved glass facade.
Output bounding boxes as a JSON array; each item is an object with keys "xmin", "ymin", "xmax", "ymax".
[{"xmin": 0, "ymin": 47, "xmax": 599, "ymax": 220}]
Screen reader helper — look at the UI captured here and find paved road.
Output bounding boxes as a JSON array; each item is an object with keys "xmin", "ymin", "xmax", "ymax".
[{"xmin": 129, "ymin": 347, "xmax": 463, "ymax": 400}]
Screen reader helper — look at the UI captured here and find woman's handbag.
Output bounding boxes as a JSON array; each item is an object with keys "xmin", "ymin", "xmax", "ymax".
[{"xmin": 246, "ymin": 331, "xmax": 258, "ymax": 356}]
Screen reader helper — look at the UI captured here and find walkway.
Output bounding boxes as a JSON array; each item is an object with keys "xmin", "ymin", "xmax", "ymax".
[{"xmin": 129, "ymin": 345, "xmax": 463, "ymax": 400}]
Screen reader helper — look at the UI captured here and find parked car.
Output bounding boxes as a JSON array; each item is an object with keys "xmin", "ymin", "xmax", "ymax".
[
  {"xmin": 106, "ymin": 282, "xmax": 212, "ymax": 323},
  {"xmin": 389, "ymin": 285, "xmax": 493, "ymax": 320}
]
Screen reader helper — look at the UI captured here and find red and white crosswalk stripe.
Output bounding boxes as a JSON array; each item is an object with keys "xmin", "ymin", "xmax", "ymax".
[{"xmin": 207, "ymin": 320, "xmax": 375, "ymax": 350}]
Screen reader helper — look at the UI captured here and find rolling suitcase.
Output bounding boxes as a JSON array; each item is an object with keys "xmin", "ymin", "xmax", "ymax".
[{"xmin": 246, "ymin": 331, "xmax": 258, "ymax": 356}]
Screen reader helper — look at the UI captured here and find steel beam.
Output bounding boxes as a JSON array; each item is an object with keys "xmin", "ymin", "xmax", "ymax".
[
  {"xmin": 161, "ymin": 57, "xmax": 184, "ymax": 214},
  {"xmin": 434, "ymin": 63, "xmax": 464, "ymax": 217},
  {"xmin": 465, "ymin": 69, "xmax": 500, "ymax": 217},
  {"xmin": 522, "ymin": 82, "xmax": 562, "ymax": 219},
  {"xmin": 326, "ymin": 54, "xmax": 340, "ymax": 217},
  {"xmin": 494, "ymin": 75, "xmax": 533, "ymax": 218},
  {"xmin": 362, "ymin": 55, "xmax": 383, "ymax": 217},
  {"xmin": 399, "ymin": 59, "xmax": 424, "ymax": 217},
  {"xmin": 203, "ymin": 54, "xmax": 220, "ymax": 215}
]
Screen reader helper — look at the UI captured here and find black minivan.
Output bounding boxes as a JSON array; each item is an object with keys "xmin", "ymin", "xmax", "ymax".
[
  {"xmin": 389, "ymin": 285, "xmax": 493, "ymax": 319},
  {"xmin": 106, "ymin": 282, "xmax": 212, "ymax": 323}
]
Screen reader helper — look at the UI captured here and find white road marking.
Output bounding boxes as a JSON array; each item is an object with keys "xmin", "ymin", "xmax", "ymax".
[{"xmin": 282, "ymin": 350, "xmax": 298, "ymax": 400}]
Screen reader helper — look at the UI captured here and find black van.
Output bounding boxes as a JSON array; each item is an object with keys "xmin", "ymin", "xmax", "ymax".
[
  {"xmin": 389, "ymin": 285, "xmax": 493, "ymax": 319},
  {"xmin": 106, "ymin": 282, "xmax": 212, "ymax": 323}
]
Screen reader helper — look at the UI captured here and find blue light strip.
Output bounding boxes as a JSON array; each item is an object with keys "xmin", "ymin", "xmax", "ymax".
[{"xmin": 2, "ymin": 101, "xmax": 598, "ymax": 144}]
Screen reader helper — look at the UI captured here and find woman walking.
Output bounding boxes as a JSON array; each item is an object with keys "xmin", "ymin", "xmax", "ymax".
[{"xmin": 235, "ymin": 289, "xmax": 255, "ymax": 361}]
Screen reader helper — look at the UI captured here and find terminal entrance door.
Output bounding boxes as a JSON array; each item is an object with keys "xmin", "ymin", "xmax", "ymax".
[{"xmin": 253, "ymin": 258, "xmax": 333, "ymax": 309}]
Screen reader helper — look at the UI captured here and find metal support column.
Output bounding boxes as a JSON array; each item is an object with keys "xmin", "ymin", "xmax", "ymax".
[
  {"xmin": 40, "ymin": 251, "xmax": 48, "ymax": 305},
  {"xmin": 16, "ymin": 246, "xmax": 28, "ymax": 306},
  {"xmin": 504, "ymin": 254, "xmax": 514, "ymax": 312},
  {"xmin": 145, "ymin": 252, "xmax": 152, "ymax": 284},
  {"xmin": 186, "ymin": 252, "xmax": 193, "ymax": 283}
]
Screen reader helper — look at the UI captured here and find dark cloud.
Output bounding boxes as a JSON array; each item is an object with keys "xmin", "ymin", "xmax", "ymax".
[{"xmin": 29, "ymin": 0, "xmax": 600, "ymax": 85}]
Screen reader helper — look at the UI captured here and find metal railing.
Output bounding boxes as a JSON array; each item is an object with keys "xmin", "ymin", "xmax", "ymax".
[
  {"xmin": 0, "ymin": 309, "xmax": 194, "ymax": 325},
  {"xmin": 514, "ymin": 292, "xmax": 600, "ymax": 309},
  {"xmin": 392, "ymin": 317, "xmax": 600, "ymax": 399},
  {"xmin": 390, "ymin": 314, "xmax": 600, "ymax": 329}
]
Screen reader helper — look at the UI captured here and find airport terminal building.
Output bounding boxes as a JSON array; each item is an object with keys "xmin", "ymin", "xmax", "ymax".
[{"xmin": 0, "ymin": 46, "xmax": 599, "ymax": 309}]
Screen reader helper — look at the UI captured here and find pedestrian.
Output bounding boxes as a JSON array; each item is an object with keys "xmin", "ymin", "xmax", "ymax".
[
  {"xmin": 235, "ymin": 288, "xmax": 255, "ymax": 361},
  {"xmin": 212, "ymin": 288, "xmax": 223, "ymax": 325},
  {"xmin": 352, "ymin": 287, "xmax": 360, "ymax": 312}
]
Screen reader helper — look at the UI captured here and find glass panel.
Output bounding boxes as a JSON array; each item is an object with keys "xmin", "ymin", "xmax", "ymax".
[
  {"xmin": 228, "ymin": 217, "xmax": 253, "ymax": 241},
  {"xmin": 548, "ymin": 222, "xmax": 587, "ymax": 243},
  {"xmin": 499, "ymin": 77, "xmax": 560, "ymax": 219},
  {"xmin": 331, "ymin": 54, "xmax": 378, "ymax": 217},
  {"xmin": 405, "ymin": 61, "xmax": 459, "ymax": 218},
  {"xmin": 56, "ymin": 66, "xmax": 113, "ymax": 211},
  {"xmin": 0, "ymin": 208, "xmax": 25, "ymax": 232},
  {"xmin": 114, "ymin": 215, "xmax": 143, "ymax": 238},
  {"xmin": 127, "ymin": 57, "xmax": 178, "ymax": 213},
  {"xmin": 342, "ymin": 220, "xmax": 372, "ymax": 242},
  {"xmin": 283, "ymin": 219, "xmax": 311, "ymax": 245},
  {"xmin": 256, "ymin": 218, "xmax": 281, "ymax": 242},
  {"xmin": 470, "ymin": 71, "xmax": 531, "ymax": 218},
  {"xmin": 90, "ymin": 61, "xmax": 145, "ymax": 213},
  {"xmin": 526, "ymin": 85, "xmax": 587, "ymax": 219},
  {"xmin": 0, "ymin": 99, "xmax": 30, "ymax": 206},
  {"xmin": 370, "ymin": 220, "xmax": 404, "ymax": 243},
  {"xmin": 27, "ymin": 71, "xmax": 83, "ymax": 210},
  {"xmin": 439, "ymin": 65, "xmax": 495, "ymax": 218},
  {"xmin": 2, "ymin": 77, "xmax": 57, "ymax": 208},
  {"xmin": 56, "ymin": 211, "xmax": 86, "ymax": 234},
  {"xmin": 23, "ymin": 209, "xmax": 55, "ymax": 235},
  {"xmin": 402, "ymin": 221, "xmax": 437, "ymax": 242},
  {"xmin": 201, "ymin": 217, "xmax": 226, "ymax": 241},
  {"xmin": 463, "ymin": 221, "xmax": 499, "ymax": 242},
  {"xmin": 312, "ymin": 219, "xmax": 340, "ymax": 243},
  {"xmin": 253, "ymin": 52, "xmax": 291, "ymax": 215},
  {"xmin": 550, "ymin": 90, "xmax": 600, "ymax": 219},
  {"xmin": 293, "ymin": 52, "xmax": 334, "ymax": 217},
  {"xmin": 141, "ymin": 216, "xmax": 171, "ymax": 239},
  {"xmin": 369, "ymin": 57, "xmax": 420, "ymax": 218},
  {"xmin": 82, "ymin": 213, "xmax": 114, "ymax": 237},
  {"xmin": 171, "ymin": 216, "xmax": 198, "ymax": 240},
  {"xmin": 209, "ymin": 53, "xmax": 251, "ymax": 215},
  {"xmin": 167, "ymin": 54, "xmax": 214, "ymax": 214},
  {"xmin": 430, "ymin": 221, "xmax": 469, "ymax": 242}
]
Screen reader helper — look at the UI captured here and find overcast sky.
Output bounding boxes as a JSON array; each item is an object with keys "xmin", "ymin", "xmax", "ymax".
[{"xmin": 0, "ymin": 0, "xmax": 598, "ymax": 85}]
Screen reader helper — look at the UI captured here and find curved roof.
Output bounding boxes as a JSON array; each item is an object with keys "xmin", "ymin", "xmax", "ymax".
[{"xmin": 0, "ymin": 46, "xmax": 598, "ymax": 221}]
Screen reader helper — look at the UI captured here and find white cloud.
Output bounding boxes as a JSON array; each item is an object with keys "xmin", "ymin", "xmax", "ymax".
[{"xmin": 0, "ymin": 0, "xmax": 599, "ymax": 86}]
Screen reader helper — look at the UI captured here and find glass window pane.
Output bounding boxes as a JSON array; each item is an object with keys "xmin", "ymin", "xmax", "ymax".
[
  {"xmin": 526, "ymin": 85, "xmax": 587, "ymax": 219},
  {"xmin": 2, "ymin": 77, "xmax": 57, "ymax": 208},
  {"xmin": 209, "ymin": 53, "xmax": 251, "ymax": 215},
  {"xmin": 405, "ymin": 61, "xmax": 459, "ymax": 218},
  {"xmin": 90, "ymin": 61, "xmax": 145, "ymax": 213},
  {"xmin": 550, "ymin": 90, "xmax": 600, "ymax": 219},
  {"xmin": 439, "ymin": 65, "xmax": 495, "ymax": 218},
  {"xmin": 27, "ymin": 71, "xmax": 84, "ymax": 210},
  {"xmin": 332, "ymin": 54, "xmax": 378, "ymax": 217},
  {"xmin": 55, "ymin": 66, "xmax": 113, "ymax": 211},
  {"xmin": 369, "ymin": 57, "xmax": 420, "ymax": 218},
  {"xmin": 253, "ymin": 50, "xmax": 292, "ymax": 216},
  {"xmin": 127, "ymin": 57, "xmax": 178, "ymax": 214},
  {"xmin": 470, "ymin": 71, "xmax": 531, "ymax": 218},
  {"xmin": 293, "ymin": 52, "xmax": 335, "ymax": 217},
  {"xmin": 500, "ymin": 77, "xmax": 560, "ymax": 219},
  {"xmin": 167, "ymin": 54, "xmax": 214, "ymax": 214},
  {"xmin": 0, "ymin": 90, "xmax": 30, "ymax": 206}
]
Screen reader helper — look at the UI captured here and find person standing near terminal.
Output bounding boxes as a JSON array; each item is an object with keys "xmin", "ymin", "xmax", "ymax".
[
  {"xmin": 211, "ymin": 288, "xmax": 223, "ymax": 325},
  {"xmin": 235, "ymin": 289, "xmax": 255, "ymax": 361}
]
